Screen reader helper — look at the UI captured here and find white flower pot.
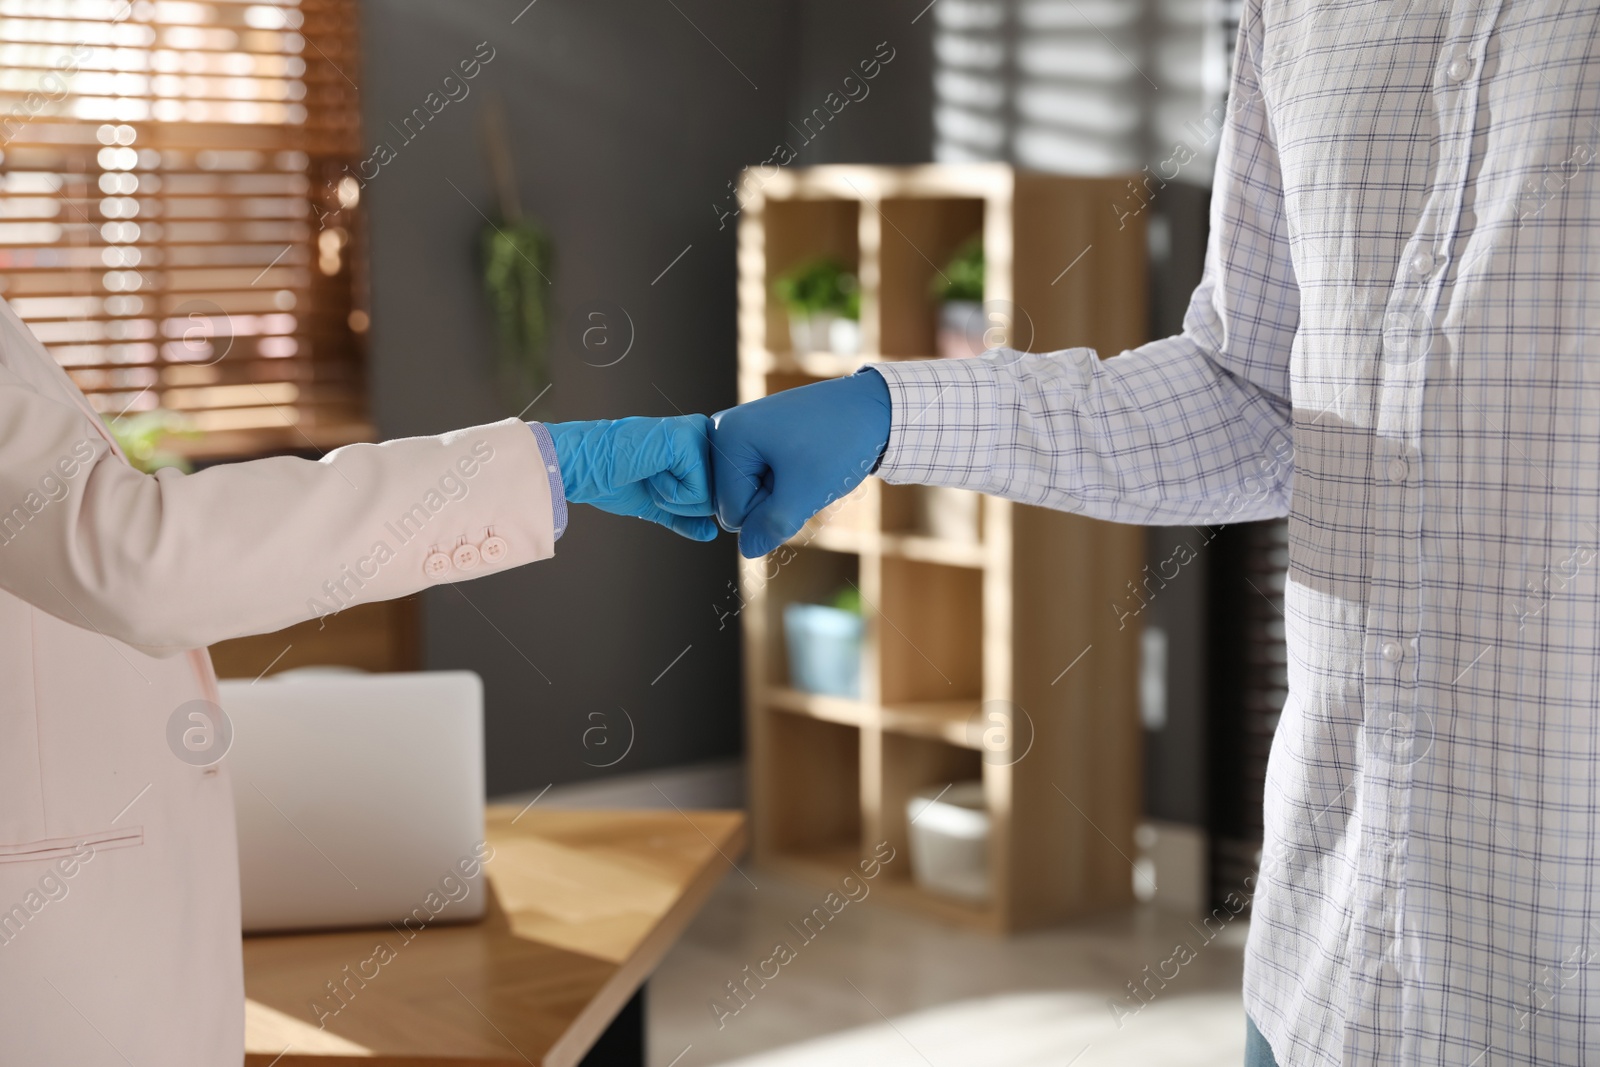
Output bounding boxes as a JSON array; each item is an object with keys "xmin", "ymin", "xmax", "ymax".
[
  {"xmin": 907, "ymin": 781, "xmax": 990, "ymax": 902},
  {"xmin": 788, "ymin": 310, "xmax": 837, "ymax": 354},
  {"xmin": 828, "ymin": 316, "xmax": 861, "ymax": 356},
  {"xmin": 937, "ymin": 299, "xmax": 987, "ymax": 359}
]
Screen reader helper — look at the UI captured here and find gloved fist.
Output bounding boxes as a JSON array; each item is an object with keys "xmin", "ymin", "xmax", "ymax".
[
  {"xmin": 545, "ymin": 415, "xmax": 718, "ymax": 541},
  {"xmin": 710, "ymin": 369, "xmax": 892, "ymax": 558}
]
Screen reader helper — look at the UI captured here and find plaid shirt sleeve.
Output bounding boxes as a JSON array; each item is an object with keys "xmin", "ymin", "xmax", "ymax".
[{"xmin": 871, "ymin": 7, "xmax": 1299, "ymax": 528}]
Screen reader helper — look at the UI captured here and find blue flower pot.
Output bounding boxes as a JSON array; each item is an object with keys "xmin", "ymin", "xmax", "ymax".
[{"xmin": 783, "ymin": 603, "xmax": 864, "ymax": 699}]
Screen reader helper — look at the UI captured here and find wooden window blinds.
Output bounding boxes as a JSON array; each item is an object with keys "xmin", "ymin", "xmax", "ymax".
[{"xmin": 0, "ymin": 0, "xmax": 369, "ymax": 458}]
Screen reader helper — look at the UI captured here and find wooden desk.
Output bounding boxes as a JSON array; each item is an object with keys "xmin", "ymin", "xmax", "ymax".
[{"xmin": 242, "ymin": 807, "xmax": 746, "ymax": 1067}]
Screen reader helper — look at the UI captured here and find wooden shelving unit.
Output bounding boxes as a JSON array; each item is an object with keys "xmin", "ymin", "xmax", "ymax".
[{"xmin": 736, "ymin": 164, "xmax": 1149, "ymax": 932}]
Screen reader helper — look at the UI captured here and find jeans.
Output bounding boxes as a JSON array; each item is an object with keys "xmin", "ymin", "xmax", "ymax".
[{"xmin": 1245, "ymin": 1016, "xmax": 1279, "ymax": 1067}]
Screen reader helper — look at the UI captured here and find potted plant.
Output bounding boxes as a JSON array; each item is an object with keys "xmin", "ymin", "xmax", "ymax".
[
  {"xmin": 478, "ymin": 93, "xmax": 554, "ymax": 400},
  {"xmin": 931, "ymin": 235, "xmax": 985, "ymax": 359},
  {"xmin": 773, "ymin": 257, "xmax": 860, "ymax": 356},
  {"xmin": 782, "ymin": 585, "xmax": 864, "ymax": 699}
]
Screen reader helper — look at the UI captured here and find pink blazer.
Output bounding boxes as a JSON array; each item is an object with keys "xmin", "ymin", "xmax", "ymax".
[{"xmin": 0, "ymin": 298, "xmax": 556, "ymax": 1064}]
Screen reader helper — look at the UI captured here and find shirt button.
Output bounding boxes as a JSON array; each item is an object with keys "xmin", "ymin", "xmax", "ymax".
[
  {"xmin": 1387, "ymin": 458, "xmax": 1408, "ymax": 482},
  {"xmin": 452, "ymin": 543, "xmax": 481, "ymax": 571},
  {"xmin": 423, "ymin": 552, "xmax": 453, "ymax": 580},
  {"xmin": 1409, "ymin": 252, "xmax": 1434, "ymax": 278},
  {"xmin": 480, "ymin": 535, "xmax": 508, "ymax": 564},
  {"xmin": 1382, "ymin": 312, "xmax": 1411, "ymax": 353},
  {"xmin": 1446, "ymin": 55, "xmax": 1472, "ymax": 81},
  {"xmin": 1382, "ymin": 641, "xmax": 1403, "ymax": 663}
]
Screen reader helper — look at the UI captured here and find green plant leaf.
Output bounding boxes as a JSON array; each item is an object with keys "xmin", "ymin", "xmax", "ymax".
[
  {"xmin": 773, "ymin": 257, "xmax": 859, "ymax": 317},
  {"xmin": 481, "ymin": 219, "xmax": 553, "ymax": 397},
  {"xmin": 931, "ymin": 235, "xmax": 984, "ymax": 304},
  {"xmin": 827, "ymin": 585, "xmax": 863, "ymax": 615}
]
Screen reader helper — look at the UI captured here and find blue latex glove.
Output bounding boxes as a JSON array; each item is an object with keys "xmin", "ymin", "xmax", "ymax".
[
  {"xmin": 710, "ymin": 369, "xmax": 891, "ymax": 558},
  {"xmin": 545, "ymin": 415, "xmax": 718, "ymax": 541}
]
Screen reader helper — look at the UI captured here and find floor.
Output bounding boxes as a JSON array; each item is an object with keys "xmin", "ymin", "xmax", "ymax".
[
  {"xmin": 508, "ymin": 766, "xmax": 1248, "ymax": 1067},
  {"xmin": 646, "ymin": 865, "xmax": 1248, "ymax": 1067}
]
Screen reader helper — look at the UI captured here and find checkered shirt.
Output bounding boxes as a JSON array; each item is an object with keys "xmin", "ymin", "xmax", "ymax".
[{"xmin": 871, "ymin": 1, "xmax": 1600, "ymax": 1063}]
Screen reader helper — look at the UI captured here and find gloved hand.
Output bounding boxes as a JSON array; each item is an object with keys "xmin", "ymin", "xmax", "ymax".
[
  {"xmin": 710, "ymin": 369, "xmax": 891, "ymax": 558},
  {"xmin": 545, "ymin": 415, "xmax": 718, "ymax": 541}
]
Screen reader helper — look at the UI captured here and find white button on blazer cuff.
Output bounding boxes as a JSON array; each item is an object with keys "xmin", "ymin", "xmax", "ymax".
[{"xmin": 424, "ymin": 535, "xmax": 510, "ymax": 580}]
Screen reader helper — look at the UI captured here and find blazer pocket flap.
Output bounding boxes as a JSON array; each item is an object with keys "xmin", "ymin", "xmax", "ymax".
[{"xmin": 0, "ymin": 826, "xmax": 144, "ymax": 865}]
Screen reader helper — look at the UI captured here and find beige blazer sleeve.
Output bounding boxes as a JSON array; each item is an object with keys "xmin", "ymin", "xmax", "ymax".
[{"xmin": 0, "ymin": 346, "xmax": 556, "ymax": 657}]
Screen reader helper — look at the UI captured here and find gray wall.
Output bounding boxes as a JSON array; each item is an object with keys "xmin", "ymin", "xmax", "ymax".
[
  {"xmin": 358, "ymin": 0, "xmax": 1210, "ymax": 814},
  {"xmin": 358, "ymin": 0, "xmax": 933, "ymax": 795},
  {"xmin": 783, "ymin": 1, "xmax": 934, "ymax": 166}
]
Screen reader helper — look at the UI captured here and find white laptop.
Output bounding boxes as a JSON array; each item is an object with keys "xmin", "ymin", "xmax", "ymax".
[{"xmin": 217, "ymin": 669, "xmax": 489, "ymax": 934}]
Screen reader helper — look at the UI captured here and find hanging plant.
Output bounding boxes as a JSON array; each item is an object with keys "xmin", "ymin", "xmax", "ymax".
[
  {"xmin": 478, "ymin": 93, "xmax": 553, "ymax": 399},
  {"xmin": 481, "ymin": 220, "xmax": 553, "ymax": 395}
]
